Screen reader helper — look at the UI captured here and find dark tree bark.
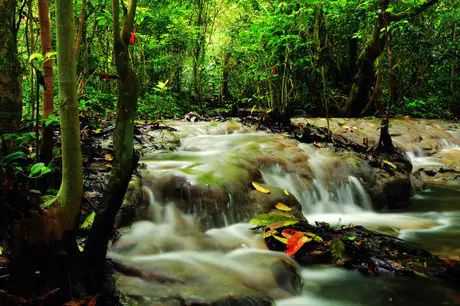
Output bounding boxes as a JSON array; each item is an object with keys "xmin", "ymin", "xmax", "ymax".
[
  {"xmin": 86, "ymin": 0, "xmax": 138, "ymax": 283},
  {"xmin": 375, "ymin": 117, "xmax": 395, "ymax": 154},
  {"xmin": 0, "ymin": 0, "xmax": 22, "ymax": 131},
  {"xmin": 344, "ymin": 0, "xmax": 439, "ymax": 116}
]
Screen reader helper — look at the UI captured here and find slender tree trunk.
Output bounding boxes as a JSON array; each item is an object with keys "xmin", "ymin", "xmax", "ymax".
[
  {"xmin": 55, "ymin": 0, "xmax": 83, "ymax": 230},
  {"xmin": 0, "ymin": 0, "xmax": 22, "ymax": 131},
  {"xmin": 220, "ymin": 51, "xmax": 231, "ymax": 104},
  {"xmin": 192, "ymin": 0, "xmax": 207, "ymax": 103},
  {"xmin": 74, "ymin": 0, "xmax": 87, "ymax": 62},
  {"xmin": 38, "ymin": 0, "xmax": 54, "ymax": 162},
  {"xmin": 86, "ymin": 0, "xmax": 138, "ymax": 279},
  {"xmin": 38, "ymin": 0, "xmax": 53, "ymax": 116}
]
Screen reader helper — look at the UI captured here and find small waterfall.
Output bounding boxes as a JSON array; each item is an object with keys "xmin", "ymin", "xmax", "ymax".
[
  {"xmin": 406, "ymin": 149, "xmax": 442, "ymax": 172},
  {"xmin": 440, "ymin": 139, "xmax": 460, "ymax": 151},
  {"xmin": 261, "ymin": 147, "xmax": 372, "ymax": 214}
]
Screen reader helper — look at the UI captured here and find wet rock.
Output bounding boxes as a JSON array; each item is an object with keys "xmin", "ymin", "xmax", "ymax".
[
  {"xmin": 263, "ymin": 221, "xmax": 460, "ymax": 283},
  {"xmin": 113, "ymin": 249, "xmax": 302, "ymax": 306},
  {"xmin": 365, "ymin": 170, "xmax": 414, "ymax": 210},
  {"xmin": 248, "ymin": 185, "xmax": 304, "ymax": 220}
]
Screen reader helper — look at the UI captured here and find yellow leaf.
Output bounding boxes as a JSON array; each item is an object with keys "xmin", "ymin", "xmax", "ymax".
[
  {"xmin": 283, "ymin": 189, "xmax": 290, "ymax": 196},
  {"xmin": 104, "ymin": 154, "xmax": 113, "ymax": 161},
  {"xmin": 275, "ymin": 202, "xmax": 292, "ymax": 212},
  {"xmin": 305, "ymin": 232, "xmax": 323, "ymax": 242},
  {"xmin": 273, "ymin": 235, "xmax": 288, "ymax": 244},
  {"xmin": 263, "ymin": 229, "xmax": 276, "ymax": 239},
  {"xmin": 252, "ymin": 182, "xmax": 270, "ymax": 194},
  {"xmin": 383, "ymin": 160, "xmax": 397, "ymax": 169}
]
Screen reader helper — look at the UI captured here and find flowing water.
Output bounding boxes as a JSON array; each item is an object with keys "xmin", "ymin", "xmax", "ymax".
[{"xmin": 113, "ymin": 120, "xmax": 460, "ymax": 305}]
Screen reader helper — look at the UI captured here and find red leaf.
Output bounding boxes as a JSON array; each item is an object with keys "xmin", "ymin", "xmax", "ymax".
[
  {"xmin": 281, "ymin": 228, "xmax": 298, "ymax": 239},
  {"xmin": 285, "ymin": 231, "xmax": 310, "ymax": 257},
  {"xmin": 129, "ymin": 32, "xmax": 136, "ymax": 45},
  {"xmin": 87, "ymin": 296, "xmax": 97, "ymax": 306}
]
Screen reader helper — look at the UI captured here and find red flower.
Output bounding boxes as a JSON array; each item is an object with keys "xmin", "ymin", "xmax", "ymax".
[{"xmin": 129, "ymin": 31, "xmax": 136, "ymax": 45}]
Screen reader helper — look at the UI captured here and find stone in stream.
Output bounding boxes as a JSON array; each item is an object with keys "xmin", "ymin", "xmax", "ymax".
[
  {"xmin": 112, "ymin": 249, "xmax": 302, "ymax": 306},
  {"xmin": 261, "ymin": 220, "xmax": 460, "ymax": 284}
]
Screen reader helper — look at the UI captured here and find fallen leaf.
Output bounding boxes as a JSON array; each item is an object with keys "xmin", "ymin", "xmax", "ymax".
[
  {"xmin": 331, "ymin": 239, "xmax": 346, "ymax": 261},
  {"xmin": 281, "ymin": 228, "xmax": 298, "ymax": 239},
  {"xmin": 275, "ymin": 202, "xmax": 292, "ymax": 212},
  {"xmin": 250, "ymin": 213, "xmax": 297, "ymax": 227},
  {"xmin": 286, "ymin": 232, "xmax": 311, "ymax": 257},
  {"xmin": 283, "ymin": 189, "xmax": 290, "ymax": 196},
  {"xmin": 305, "ymin": 232, "xmax": 323, "ymax": 242},
  {"xmin": 104, "ymin": 154, "xmax": 113, "ymax": 161},
  {"xmin": 252, "ymin": 182, "xmax": 270, "ymax": 194},
  {"xmin": 88, "ymin": 296, "xmax": 97, "ymax": 306},
  {"xmin": 267, "ymin": 220, "xmax": 298, "ymax": 230},
  {"xmin": 383, "ymin": 160, "xmax": 397, "ymax": 170},
  {"xmin": 273, "ymin": 235, "xmax": 288, "ymax": 244}
]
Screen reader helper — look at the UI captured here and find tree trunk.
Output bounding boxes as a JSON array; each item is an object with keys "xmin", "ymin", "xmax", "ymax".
[
  {"xmin": 344, "ymin": 0, "xmax": 439, "ymax": 116},
  {"xmin": 220, "ymin": 51, "xmax": 231, "ymax": 104},
  {"xmin": 86, "ymin": 0, "xmax": 138, "ymax": 281},
  {"xmin": 55, "ymin": 0, "xmax": 83, "ymax": 231},
  {"xmin": 38, "ymin": 0, "xmax": 54, "ymax": 162},
  {"xmin": 0, "ymin": 0, "xmax": 22, "ymax": 131},
  {"xmin": 344, "ymin": 7, "xmax": 386, "ymax": 116},
  {"xmin": 192, "ymin": 0, "xmax": 207, "ymax": 103}
]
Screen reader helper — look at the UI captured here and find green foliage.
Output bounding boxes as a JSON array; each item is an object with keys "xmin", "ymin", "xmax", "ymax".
[
  {"xmin": 0, "ymin": 151, "xmax": 27, "ymax": 165},
  {"xmin": 331, "ymin": 238, "xmax": 346, "ymax": 262},
  {"xmin": 249, "ymin": 213, "xmax": 298, "ymax": 227},
  {"xmin": 81, "ymin": 212, "xmax": 96, "ymax": 230},
  {"xmin": 14, "ymin": 0, "xmax": 460, "ymax": 121},
  {"xmin": 138, "ymin": 92, "xmax": 185, "ymax": 119},
  {"xmin": 402, "ymin": 97, "xmax": 450, "ymax": 118},
  {"xmin": 29, "ymin": 162, "xmax": 52, "ymax": 178}
]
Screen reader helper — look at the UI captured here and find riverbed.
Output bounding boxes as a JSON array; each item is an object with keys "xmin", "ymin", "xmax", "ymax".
[{"xmin": 113, "ymin": 118, "xmax": 460, "ymax": 306}]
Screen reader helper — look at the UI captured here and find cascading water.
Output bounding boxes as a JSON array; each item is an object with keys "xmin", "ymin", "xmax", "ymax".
[
  {"xmin": 406, "ymin": 149, "xmax": 443, "ymax": 172},
  {"xmin": 261, "ymin": 163, "xmax": 372, "ymax": 214},
  {"xmin": 141, "ymin": 130, "xmax": 373, "ymax": 226},
  {"xmin": 112, "ymin": 120, "xmax": 460, "ymax": 306},
  {"xmin": 405, "ymin": 138, "xmax": 460, "ymax": 173}
]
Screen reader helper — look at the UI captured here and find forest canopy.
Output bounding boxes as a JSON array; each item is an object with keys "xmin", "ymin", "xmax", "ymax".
[{"xmin": 3, "ymin": 0, "xmax": 459, "ymax": 125}]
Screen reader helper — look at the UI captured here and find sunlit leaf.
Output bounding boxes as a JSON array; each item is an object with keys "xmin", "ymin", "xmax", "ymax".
[
  {"xmin": 383, "ymin": 160, "xmax": 398, "ymax": 170},
  {"xmin": 305, "ymin": 232, "xmax": 323, "ymax": 242},
  {"xmin": 344, "ymin": 235, "xmax": 357, "ymax": 241},
  {"xmin": 29, "ymin": 162, "xmax": 52, "ymax": 178},
  {"xmin": 252, "ymin": 182, "xmax": 270, "ymax": 194},
  {"xmin": 275, "ymin": 202, "xmax": 292, "ymax": 212},
  {"xmin": 81, "ymin": 212, "xmax": 96, "ymax": 230},
  {"xmin": 273, "ymin": 235, "xmax": 288, "ymax": 244}
]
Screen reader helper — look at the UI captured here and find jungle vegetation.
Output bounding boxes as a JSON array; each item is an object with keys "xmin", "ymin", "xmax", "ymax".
[{"xmin": 0, "ymin": 0, "xmax": 458, "ymax": 304}]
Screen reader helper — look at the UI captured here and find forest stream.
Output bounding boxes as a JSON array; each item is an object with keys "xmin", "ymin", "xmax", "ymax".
[{"xmin": 108, "ymin": 118, "xmax": 460, "ymax": 306}]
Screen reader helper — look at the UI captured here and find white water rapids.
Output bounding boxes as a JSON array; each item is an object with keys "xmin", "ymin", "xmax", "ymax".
[{"xmin": 110, "ymin": 120, "xmax": 460, "ymax": 306}]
